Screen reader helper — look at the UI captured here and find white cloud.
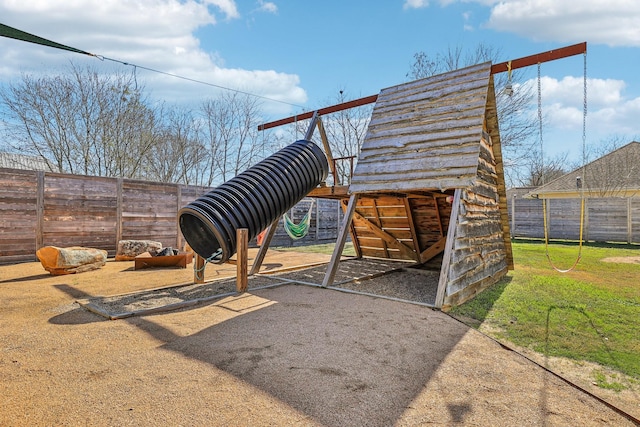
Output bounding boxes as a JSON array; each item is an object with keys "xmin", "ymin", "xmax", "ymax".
[
  {"xmin": 257, "ymin": 1, "xmax": 277, "ymax": 14},
  {"xmin": 0, "ymin": 0, "xmax": 305, "ymax": 115},
  {"xmin": 520, "ymin": 75, "xmax": 640, "ymax": 137},
  {"xmin": 207, "ymin": 0, "xmax": 240, "ymax": 19},
  {"xmin": 486, "ymin": 0, "xmax": 640, "ymax": 47},
  {"xmin": 403, "ymin": 0, "xmax": 429, "ymax": 10}
]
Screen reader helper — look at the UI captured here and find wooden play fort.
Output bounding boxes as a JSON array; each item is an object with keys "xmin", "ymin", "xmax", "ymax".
[
  {"xmin": 249, "ymin": 44, "xmax": 586, "ymax": 309},
  {"xmin": 180, "ymin": 43, "xmax": 586, "ymax": 310}
]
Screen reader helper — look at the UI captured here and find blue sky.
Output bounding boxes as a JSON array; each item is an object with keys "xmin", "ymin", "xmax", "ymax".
[{"xmin": 1, "ymin": 0, "xmax": 639, "ymax": 166}]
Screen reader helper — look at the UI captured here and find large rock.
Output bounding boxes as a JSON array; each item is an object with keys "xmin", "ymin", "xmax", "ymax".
[
  {"xmin": 36, "ymin": 246, "xmax": 108, "ymax": 275},
  {"xmin": 115, "ymin": 240, "xmax": 163, "ymax": 261}
]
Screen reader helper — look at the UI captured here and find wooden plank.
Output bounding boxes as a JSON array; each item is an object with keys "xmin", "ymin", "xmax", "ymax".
[
  {"xmin": 322, "ymin": 194, "xmax": 358, "ymax": 287},
  {"xmin": 307, "ymin": 185, "xmax": 349, "ymax": 198},
  {"xmin": 194, "ymin": 254, "xmax": 205, "ymax": 284},
  {"xmin": 433, "ymin": 196, "xmax": 445, "ymax": 237},
  {"xmin": 435, "ymin": 189, "xmax": 461, "ymax": 308},
  {"xmin": 352, "ymin": 210, "xmax": 417, "ymax": 261},
  {"xmin": 419, "ymin": 236, "xmax": 447, "ymax": 264},
  {"xmin": 484, "ymin": 80, "xmax": 514, "ymax": 270},
  {"xmin": 342, "ymin": 198, "xmax": 362, "ymax": 258},
  {"xmin": 316, "ymin": 117, "xmax": 337, "ymax": 184},
  {"xmin": 116, "ymin": 177, "xmax": 123, "ymax": 248},
  {"xmin": 371, "ymin": 198, "xmax": 389, "ymax": 258},
  {"xmin": 628, "ymin": 198, "xmax": 633, "ymax": 244},
  {"xmin": 236, "ymin": 228, "xmax": 248, "ymax": 292},
  {"xmin": 36, "ymin": 171, "xmax": 44, "ymax": 251},
  {"xmin": 491, "ymin": 42, "xmax": 586, "ymax": 74}
]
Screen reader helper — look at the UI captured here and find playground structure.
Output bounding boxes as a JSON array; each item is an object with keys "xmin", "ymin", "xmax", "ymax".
[{"xmin": 179, "ymin": 43, "xmax": 587, "ymax": 309}]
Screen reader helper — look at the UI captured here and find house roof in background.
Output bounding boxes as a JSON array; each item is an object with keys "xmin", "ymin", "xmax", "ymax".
[
  {"xmin": 0, "ymin": 152, "xmax": 50, "ymax": 171},
  {"xmin": 526, "ymin": 141, "xmax": 640, "ymax": 198}
]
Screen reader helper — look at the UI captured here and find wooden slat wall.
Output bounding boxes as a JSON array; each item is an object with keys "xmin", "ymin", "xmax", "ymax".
[
  {"xmin": 42, "ymin": 173, "xmax": 118, "ymax": 251},
  {"xmin": 0, "ymin": 169, "xmax": 39, "ymax": 263},
  {"xmin": 351, "ymin": 195, "xmax": 415, "ymax": 260},
  {"xmin": 409, "ymin": 197, "xmax": 451, "ymax": 249},
  {"xmin": 508, "ymin": 196, "xmax": 640, "ymax": 244},
  {"xmin": 633, "ymin": 199, "xmax": 640, "ymax": 243},
  {"xmin": 0, "ymin": 170, "xmax": 345, "ymax": 264},
  {"xmin": 349, "ymin": 62, "xmax": 493, "ymax": 194},
  {"xmin": 585, "ymin": 198, "xmax": 628, "ymax": 243},
  {"xmin": 444, "ymin": 136, "xmax": 509, "ymax": 307},
  {"xmin": 120, "ymin": 180, "xmax": 179, "ymax": 248}
]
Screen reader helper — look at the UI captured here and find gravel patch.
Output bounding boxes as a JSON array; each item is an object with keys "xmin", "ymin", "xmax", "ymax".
[
  {"xmin": 80, "ymin": 258, "xmax": 440, "ymax": 318},
  {"xmin": 79, "ymin": 275, "xmax": 282, "ymax": 318}
]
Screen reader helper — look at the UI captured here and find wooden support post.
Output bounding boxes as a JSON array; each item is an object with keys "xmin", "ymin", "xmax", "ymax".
[
  {"xmin": 304, "ymin": 110, "xmax": 319, "ymax": 140},
  {"xmin": 322, "ymin": 194, "xmax": 359, "ymax": 287},
  {"xmin": 435, "ymin": 189, "xmax": 461, "ymax": 309},
  {"xmin": 419, "ymin": 236, "xmax": 447, "ymax": 264},
  {"xmin": 341, "ymin": 198, "xmax": 362, "ymax": 258},
  {"xmin": 236, "ymin": 228, "xmax": 248, "ymax": 293},
  {"xmin": 194, "ymin": 254, "xmax": 205, "ymax": 284},
  {"xmin": 316, "ymin": 118, "xmax": 337, "ymax": 184},
  {"xmin": 249, "ymin": 219, "xmax": 279, "ymax": 275},
  {"xmin": 403, "ymin": 197, "xmax": 421, "ymax": 256}
]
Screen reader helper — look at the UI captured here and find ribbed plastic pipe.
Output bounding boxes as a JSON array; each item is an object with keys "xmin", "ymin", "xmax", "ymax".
[{"xmin": 178, "ymin": 139, "xmax": 328, "ymax": 263}]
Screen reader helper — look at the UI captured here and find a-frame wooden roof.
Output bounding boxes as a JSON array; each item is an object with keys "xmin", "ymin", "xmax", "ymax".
[{"xmin": 349, "ymin": 62, "xmax": 493, "ymax": 194}]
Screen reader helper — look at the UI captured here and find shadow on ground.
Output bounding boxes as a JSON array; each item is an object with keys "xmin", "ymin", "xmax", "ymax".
[{"xmin": 133, "ymin": 285, "xmax": 469, "ymax": 427}]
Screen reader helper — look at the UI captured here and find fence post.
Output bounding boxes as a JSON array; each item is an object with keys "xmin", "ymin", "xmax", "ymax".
[
  {"xmin": 116, "ymin": 177, "xmax": 123, "ymax": 247},
  {"xmin": 176, "ymin": 184, "xmax": 182, "ymax": 250},
  {"xmin": 628, "ymin": 197, "xmax": 633, "ymax": 244},
  {"xmin": 511, "ymin": 194, "xmax": 516, "ymax": 239},
  {"xmin": 35, "ymin": 171, "xmax": 45, "ymax": 252}
]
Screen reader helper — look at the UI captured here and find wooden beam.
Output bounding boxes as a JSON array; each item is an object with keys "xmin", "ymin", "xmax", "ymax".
[
  {"xmin": 342, "ymin": 198, "xmax": 362, "ymax": 258},
  {"xmin": 490, "ymin": 42, "xmax": 586, "ymax": 74},
  {"xmin": 371, "ymin": 199, "xmax": 389, "ymax": 258},
  {"xmin": 236, "ymin": 228, "xmax": 248, "ymax": 292},
  {"xmin": 258, "ymin": 43, "xmax": 586, "ymax": 132},
  {"xmin": 419, "ymin": 236, "xmax": 447, "ymax": 264},
  {"xmin": 352, "ymin": 210, "xmax": 418, "ymax": 261},
  {"xmin": 403, "ymin": 197, "xmax": 422, "ymax": 255},
  {"xmin": 304, "ymin": 110, "xmax": 319, "ymax": 140},
  {"xmin": 249, "ymin": 218, "xmax": 279, "ymax": 275},
  {"xmin": 259, "ymin": 95, "xmax": 378, "ymax": 131},
  {"xmin": 433, "ymin": 195, "xmax": 444, "ymax": 237},
  {"xmin": 435, "ymin": 189, "xmax": 461, "ymax": 308},
  {"xmin": 316, "ymin": 117, "xmax": 337, "ymax": 184},
  {"xmin": 307, "ymin": 185, "xmax": 349, "ymax": 199},
  {"xmin": 322, "ymin": 194, "xmax": 358, "ymax": 287}
]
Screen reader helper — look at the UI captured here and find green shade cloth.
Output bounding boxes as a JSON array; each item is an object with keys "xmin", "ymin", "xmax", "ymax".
[{"xmin": 0, "ymin": 23, "xmax": 93, "ymax": 56}]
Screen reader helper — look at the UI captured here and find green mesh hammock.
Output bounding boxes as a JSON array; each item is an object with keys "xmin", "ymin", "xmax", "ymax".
[{"xmin": 283, "ymin": 201, "xmax": 314, "ymax": 240}]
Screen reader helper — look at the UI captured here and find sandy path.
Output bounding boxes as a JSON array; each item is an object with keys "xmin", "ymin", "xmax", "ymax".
[{"xmin": 0, "ymin": 252, "xmax": 636, "ymax": 426}]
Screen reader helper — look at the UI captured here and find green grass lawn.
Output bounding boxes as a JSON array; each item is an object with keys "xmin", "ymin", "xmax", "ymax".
[{"xmin": 450, "ymin": 240, "xmax": 640, "ymax": 388}]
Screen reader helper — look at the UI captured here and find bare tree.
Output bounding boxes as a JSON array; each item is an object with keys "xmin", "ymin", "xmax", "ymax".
[
  {"xmin": 200, "ymin": 92, "xmax": 265, "ymax": 183},
  {"xmin": 522, "ymin": 150, "xmax": 569, "ymax": 186},
  {"xmin": 144, "ymin": 107, "xmax": 205, "ymax": 184},
  {"xmin": 1, "ymin": 63, "xmax": 160, "ymax": 178}
]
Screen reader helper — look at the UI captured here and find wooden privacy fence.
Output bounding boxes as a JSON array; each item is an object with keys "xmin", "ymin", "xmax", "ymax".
[
  {"xmin": 508, "ymin": 196, "xmax": 640, "ymax": 244},
  {"xmin": 0, "ymin": 168, "xmax": 341, "ymax": 264}
]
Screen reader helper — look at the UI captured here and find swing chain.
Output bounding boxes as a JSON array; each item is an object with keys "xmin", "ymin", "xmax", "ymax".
[
  {"xmin": 537, "ymin": 63, "xmax": 544, "ymax": 185},
  {"xmin": 582, "ymin": 51, "xmax": 588, "ymax": 186}
]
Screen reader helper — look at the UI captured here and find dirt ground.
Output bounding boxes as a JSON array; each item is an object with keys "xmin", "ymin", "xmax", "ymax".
[{"xmin": 1, "ymin": 249, "xmax": 638, "ymax": 426}]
